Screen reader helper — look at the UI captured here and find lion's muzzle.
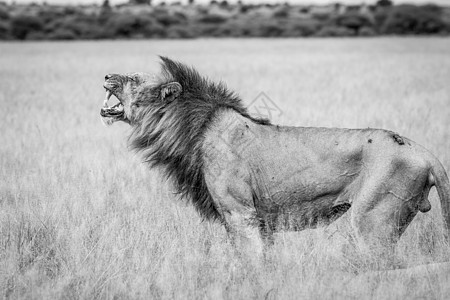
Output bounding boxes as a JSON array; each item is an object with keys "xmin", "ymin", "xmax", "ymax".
[{"xmin": 100, "ymin": 76, "xmax": 125, "ymax": 125}]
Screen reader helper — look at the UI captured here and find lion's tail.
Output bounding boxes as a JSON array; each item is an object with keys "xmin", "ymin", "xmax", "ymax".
[{"xmin": 428, "ymin": 154, "xmax": 450, "ymax": 239}]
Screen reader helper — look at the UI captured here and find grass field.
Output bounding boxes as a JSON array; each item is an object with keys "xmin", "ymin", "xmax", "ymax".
[{"xmin": 1, "ymin": 38, "xmax": 450, "ymax": 299}]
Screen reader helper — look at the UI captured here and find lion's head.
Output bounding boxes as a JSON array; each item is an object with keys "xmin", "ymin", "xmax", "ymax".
[
  {"xmin": 100, "ymin": 70, "xmax": 182, "ymax": 125},
  {"xmin": 101, "ymin": 72, "xmax": 154, "ymax": 125}
]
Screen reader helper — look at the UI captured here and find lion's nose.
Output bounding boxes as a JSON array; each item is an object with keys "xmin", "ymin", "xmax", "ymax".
[{"xmin": 105, "ymin": 74, "xmax": 114, "ymax": 80}]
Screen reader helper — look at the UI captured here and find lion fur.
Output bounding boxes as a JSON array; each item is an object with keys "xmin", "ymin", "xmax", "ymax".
[{"xmin": 128, "ymin": 57, "xmax": 270, "ymax": 221}]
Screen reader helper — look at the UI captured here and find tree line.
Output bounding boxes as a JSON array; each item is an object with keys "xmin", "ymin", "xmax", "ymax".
[{"xmin": 0, "ymin": 0, "xmax": 449, "ymax": 40}]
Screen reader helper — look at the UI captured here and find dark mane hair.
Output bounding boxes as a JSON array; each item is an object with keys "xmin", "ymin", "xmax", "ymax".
[{"xmin": 129, "ymin": 56, "xmax": 270, "ymax": 221}]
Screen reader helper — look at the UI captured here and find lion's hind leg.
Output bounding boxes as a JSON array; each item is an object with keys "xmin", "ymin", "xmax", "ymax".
[
  {"xmin": 351, "ymin": 193, "xmax": 419, "ymax": 261},
  {"xmin": 349, "ymin": 163, "xmax": 429, "ymax": 257}
]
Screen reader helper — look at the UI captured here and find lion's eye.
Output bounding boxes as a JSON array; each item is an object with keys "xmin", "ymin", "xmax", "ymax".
[{"xmin": 127, "ymin": 76, "xmax": 137, "ymax": 82}]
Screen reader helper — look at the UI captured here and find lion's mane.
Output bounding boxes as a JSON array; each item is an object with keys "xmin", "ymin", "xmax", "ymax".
[{"xmin": 129, "ymin": 57, "xmax": 270, "ymax": 221}]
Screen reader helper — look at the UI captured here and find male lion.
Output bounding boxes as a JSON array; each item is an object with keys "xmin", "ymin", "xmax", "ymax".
[{"xmin": 100, "ymin": 57, "xmax": 450, "ymax": 257}]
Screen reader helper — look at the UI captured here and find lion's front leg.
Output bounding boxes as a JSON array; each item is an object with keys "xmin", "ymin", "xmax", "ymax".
[
  {"xmin": 207, "ymin": 187, "xmax": 266, "ymax": 262},
  {"xmin": 223, "ymin": 208, "xmax": 265, "ymax": 263},
  {"xmin": 205, "ymin": 160, "xmax": 267, "ymax": 263}
]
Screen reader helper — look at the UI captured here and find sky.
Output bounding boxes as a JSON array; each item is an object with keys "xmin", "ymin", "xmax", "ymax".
[{"xmin": 8, "ymin": 0, "xmax": 450, "ymax": 5}]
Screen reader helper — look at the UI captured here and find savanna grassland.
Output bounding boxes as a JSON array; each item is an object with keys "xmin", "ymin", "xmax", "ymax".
[{"xmin": 1, "ymin": 38, "xmax": 450, "ymax": 299}]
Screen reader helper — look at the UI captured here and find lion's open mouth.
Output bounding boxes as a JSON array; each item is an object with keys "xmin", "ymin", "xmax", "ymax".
[{"xmin": 100, "ymin": 89, "xmax": 125, "ymax": 125}]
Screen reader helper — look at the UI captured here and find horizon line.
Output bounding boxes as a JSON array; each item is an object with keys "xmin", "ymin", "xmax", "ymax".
[{"xmin": 7, "ymin": 0, "xmax": 450, "ymax": 6}]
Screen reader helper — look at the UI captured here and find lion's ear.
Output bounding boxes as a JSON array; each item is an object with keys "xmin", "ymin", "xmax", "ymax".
[{"xmin": 160, "ymin": 82, "xmax": 182, "ymax": 102}]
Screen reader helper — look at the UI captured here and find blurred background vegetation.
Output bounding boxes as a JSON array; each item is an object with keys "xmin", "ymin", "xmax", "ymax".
[{"xmin": 0, "ymin": 0, "xmax": 449, "ymax": 40}]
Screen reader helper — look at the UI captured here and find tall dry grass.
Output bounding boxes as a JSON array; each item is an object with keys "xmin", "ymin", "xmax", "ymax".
[{"xmin": 0, "ymin": 38, "xmax": 449, "ymax": 299}]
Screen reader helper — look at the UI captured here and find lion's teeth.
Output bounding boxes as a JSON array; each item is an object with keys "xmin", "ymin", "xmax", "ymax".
[{"xmin": 103, "ymin": 90, "xmax": 112, "ymax": 107}]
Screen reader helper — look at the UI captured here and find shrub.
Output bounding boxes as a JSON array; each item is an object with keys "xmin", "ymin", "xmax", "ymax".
[
  {"xmin": 173, "ymin": 11, "xmax": 188, "ymax": 22},
  {"xmin": 376, "ymin": 0, "xmax": 393, "ymax": 7},
  {"xmin": 273, "ymin": 7, "xmax": 289, "ymax": 18},
  {"xmin": 203, "ymin": 23, "xmax": 234, "ymax": 37},
  {"xmin": 289, "ymin": 19, "xmax": 321, "ymax": 36},
  {"xmin": 312, "ymin": 12, "xmax": 331, "ymax": 22},
  {"xmin": 220, "ymin": 0, "xmax": 229, "ymax": 8},
  {"xmin": 10, "ymin": 15, "xmax": 44, "ymax": 40},
  {"xmin": 315, "ymin": 26, "xmax": 354, "ymax": 37},
  {"xmin": 443, "ymin": 11, "xmax": 450, "ymax": 33},
  {"xmin": 105, "ymin": 13, "xmax": 156, "ymax": 37},
  {"xmin": 198, "ymin": 14, "xmax": 228, "ymax": 24},
  {"xmin": 359, "ymin": 26, "xmax": 376, "ymax": 36},
  {"xmin": 258, "ymin": 22, "xmax": 284, "ymax": 37},
  {"xmin": 63, "ymin": 6, "xmax": 79, "ymax": 15},
  {"xmin": 382, "ymin": 5, "xmax": 446, "ymax": 34},
  {"xmin": 0, "ymin": 21, "xmax": 10, "ymax": 39},
  {"xmin": 299, "ymin": 6, "xmax": 310, "ymax": 14},
  {"xmin": 214, "ymin": 20, "xmax": 248, "ymax": 37},
  {"xmin": 239, "ymin": 4, "xmax": 253, "ymax": 14},
  {"xmin": 373, "ymin": 7, "xmax": 390, "ymax": 32},
  {"xmin": 75, "ymin": 23, "xmax": 106, "ymax": 39},
  {"xmin": 38, "ymin": 8, "xmax": 64, "ymax": 24},
  {"xmin": 44, "ymin": 16, "xmax": 101, "ymax": 39},
  {"xmin": 198, "ymin": 23, "xmax": 219, "ymax": 36},
  {"xmin": 26, "ymin": 31, "xmax": 48, "ymax": 40},
  {"xmin": 0, "ymin": 6, "xmax": 9, "ymax": 20},
  {"xmin": 167, "ymin": 25, "xmax": 197, "ymax": 38},
  {"xmin": 142, "ymin": 22, "xmax": 166, "ymax": 38},
  {"xmin": 155, "ymin": 13, "xmax": 183, "ymax": 27},
  {"xmin": 333, "ymin": 12, "xmax": 373, "ymax": 34},
  {"xmin": 110, "ymin": 15, "xmax": 138, "ymax": 37},
  {"xmin": 2, "ymin": 2, "xmax": 449, "ymax": 40}
]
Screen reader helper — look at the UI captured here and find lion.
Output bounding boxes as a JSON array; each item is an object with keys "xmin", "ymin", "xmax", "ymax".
[{"xmin": 100, "ymin": 57, "xmax": 450, "ymax": 258}]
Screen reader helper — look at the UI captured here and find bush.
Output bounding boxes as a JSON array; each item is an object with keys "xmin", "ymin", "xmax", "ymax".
[
  {"xmin": 205, "ymin": 23, "xmax": 237, "ymax": 37},
  {"xmin": 258, "ymin": 22, "xmax": 284, "ymax": 37},
  {"xmin": 312, "ymin": 12, "xmax": 331, "ymax": 22},
  {"xmin": 315, "ymin": 26, "xmax": 354, "ymax": 37},
  {"xmin": 63, "ymin": 6, "xmax": 79, "ymax": 15},
  {"xmin": 273, "ymin": 7, "xmax": 289, "ymax": 18},
  {"xmin": 382, "ymin": 5, "xmax": 446, "ymax": 34},
  {"xmin": 239, "ymin": 4, "xmax": 256, "ymax": 14},
  {"xmin": 373, "ymin": 7, "xmax": 389, "ymax": 32},
  {"xmin": 289, "ymin": 19, "xmax": 321, "ymax": 36},
  {"xmin": 110, "ymin": 15, "xmax": 138, "ymax": 37},
  {"xmin": 155, "ymin": 13, "xmax": 183, "ymax": 27},
  {"xmin": 44, "ymin": 16, "xmax": 101, "ymax": 39},
  {"xmin": 173, "ymin": 11, "xmax": 188, "ymax": 22},
  {"xmin": 26, "ymin": 31, "xmax": 48, "ymax": 40},
  {"xmin": 359, "ymin": 26, "xmax": 376, "ymax": 36},
  {"xmin": 198, "ymin": 23, "xmax": 219, "ymax": 36},
  {"xmin": 142, "ymin": 22, "xmax": 166, "ymax": 38},
  {"xmin": 376, "ymin": 0, "xmax": 393, "ymax": 7},
  {"xmin": 0, "ymin": 6, "xmax": 9, "ymax": 20},
  {"xmin": 198, "ymin": 14, "xmax": 227, "ymax": 24},
  {"xmin": 38, "ymin": 8, "xmax": 64, "ymax": 24},
  {"xmin": 105, "ymin": 13, "xmax": 156, "ymax": 38},
  {"xmin": 167, "ymin": 25, "xmax": 197, "ymax": 38},
  {"xmin": 2, "ymin": 2, "xmax": 449, "ymax": 40},
  {"xmin": 333, "ymin": 11, "xmax": 373, "ymax": 34},
  {"xmin": 214, "ymin": 20, "xmax": 248, "ymax": 37},
  {"xmin": 0, "ymin": 21, "xmax": 10, "ymax": 39},
  {"xmin": 10, "ymin": 15, "xmax": 44, "ymax": 40}
]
